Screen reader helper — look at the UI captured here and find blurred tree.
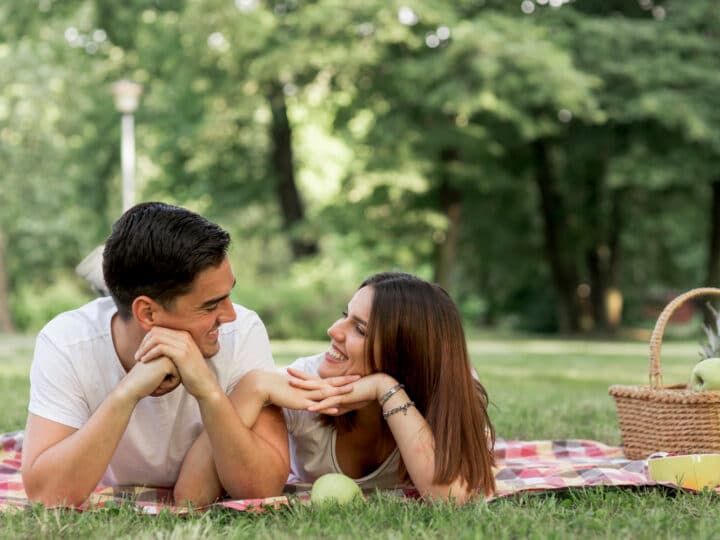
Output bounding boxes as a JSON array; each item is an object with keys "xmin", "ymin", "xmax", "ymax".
[
  {"xmin": 544, "ymin": 1, "xmax": 720, "ymax": 331},
  {"xmin": 334, "ymin": 5, "xmax": 601, "ymax": 331},
  {"xmin": 1, "ymin": 0, "xmax": 719, "ymax": 337},
  {"xmin": 0, "ymin": 234, "xmax": 12, "ymax": 332}
]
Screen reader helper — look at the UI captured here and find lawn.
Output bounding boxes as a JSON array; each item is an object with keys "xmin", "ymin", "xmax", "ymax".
[{"xmin": 2, "ymin": 335, "xmax": 720, "ymax": 539}]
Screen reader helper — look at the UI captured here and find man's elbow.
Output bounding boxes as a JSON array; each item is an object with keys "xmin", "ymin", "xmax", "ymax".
[{"xmin": 23, "ymin": 471, "xmax": 89, "ymax": 508}]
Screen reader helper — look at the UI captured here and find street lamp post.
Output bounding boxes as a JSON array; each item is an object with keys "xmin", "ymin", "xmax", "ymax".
[
  {"xmin": 111, "ymin": 80, "xmax": 143, "ymax": 212},
  {"xmin": 75, "ymin": 80, "xmax": 143, "ymax": 295}
]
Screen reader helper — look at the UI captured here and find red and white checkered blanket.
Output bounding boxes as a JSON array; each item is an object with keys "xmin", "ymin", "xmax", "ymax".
[{"xmin": 0, "ymin": 431, "xmax": 669, "ymax": 513}]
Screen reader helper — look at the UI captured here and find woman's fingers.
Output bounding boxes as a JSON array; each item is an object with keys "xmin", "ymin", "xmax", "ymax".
[
  {"xmin": 286, "ymin": 368, "xmax": 317, "ymax": 381},
  {"xmin": 307, "ymin": 395, "xmax": 345, "ymax": 412},
  {"xmin": 312, "ymin": 384, "xmax": 354, "ymax": 400},
  {"xmin": 288, "ymin": 374, "xmax": 359, "ymax": 390},
  {"xmin": 288, "ymin": 378, "xmax": 323, "ymax": 390},
  {"xmin": 313, "ymin": 407, "xmax": 341, "ymax": 416},
  {"xmin": 326, "ymin": 374, "xmax": 361, "ymax": 385}
]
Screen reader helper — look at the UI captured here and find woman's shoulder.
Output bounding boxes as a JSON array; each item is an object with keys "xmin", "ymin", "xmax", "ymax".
[{"xmin": 285, "ymin": 353, "xmax": 324, "ymax": 375}]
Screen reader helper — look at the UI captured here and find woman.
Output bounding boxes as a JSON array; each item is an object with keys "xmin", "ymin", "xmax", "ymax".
[{"xmin": 175, "ymin": 272, "xmax": 495, "ymax": 504}]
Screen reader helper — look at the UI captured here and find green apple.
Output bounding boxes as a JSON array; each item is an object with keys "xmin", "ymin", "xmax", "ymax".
[
  {"xmin": 690, "ymin": 357, "xmax": 720, "ymax": 391},
  {"xmin": 310, "ymin": 473, "xmax": 363, "ymax": 505}
]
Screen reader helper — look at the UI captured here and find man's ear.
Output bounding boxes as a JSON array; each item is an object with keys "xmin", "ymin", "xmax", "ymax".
[{"xmin": 132, "ymin": 296, "xmax": 158, "ymax": 331}]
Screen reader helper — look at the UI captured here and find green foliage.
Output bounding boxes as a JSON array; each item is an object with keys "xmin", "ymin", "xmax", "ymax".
[
  {"xmin": 227, "ymin": 229, "xmax": 391, "ymax": 339},
  {"xmin": 700, "ymin": 304, "xmax": 720, "ymax": 360},
  {"xmin": 1, "ymin": 0, "xmax": 719, "ymax": 336},
  {"xmin": 10, "ymin": 276, "xmax": 93, "ymax": 332}
]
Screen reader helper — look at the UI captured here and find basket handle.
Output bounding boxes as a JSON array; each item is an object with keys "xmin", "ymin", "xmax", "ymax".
[{"xmin": 649, "ymin": 287, "xmax": 720, "ymax": 388}]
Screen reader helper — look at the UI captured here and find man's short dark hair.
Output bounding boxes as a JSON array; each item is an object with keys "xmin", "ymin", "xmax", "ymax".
[{"xmin": 103, "ymin": 202, "xmax": 231, "ymax": 320}]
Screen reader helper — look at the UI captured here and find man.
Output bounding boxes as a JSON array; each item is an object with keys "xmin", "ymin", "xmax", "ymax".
[{"xmin": 21, "ymin": 202, "xmax": 289, "ymax": 506}]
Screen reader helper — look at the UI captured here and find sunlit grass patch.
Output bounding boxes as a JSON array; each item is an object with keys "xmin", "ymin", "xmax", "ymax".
[{"xmin": 0, "ymin": 334, "xmax": 714, "ymax": 538}]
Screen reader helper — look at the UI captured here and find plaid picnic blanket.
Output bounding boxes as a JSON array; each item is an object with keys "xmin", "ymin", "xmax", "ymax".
[{"xmin": 0, "ymin": 431, "xmax": 669, "ymax": 514}]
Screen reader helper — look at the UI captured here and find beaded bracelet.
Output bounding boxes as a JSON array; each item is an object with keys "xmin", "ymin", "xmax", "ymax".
[
  {"xmin": 382, "ymin": 401, "xmax": 415, "ymax": 419},
  {"xmin": 378, "ymin": 383, "xmax": 405, "ymax": 406}
]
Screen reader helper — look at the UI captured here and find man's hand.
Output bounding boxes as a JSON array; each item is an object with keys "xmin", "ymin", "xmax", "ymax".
[
  {"xmin": 135, "ymin": 327, "xmax": 218, "ymax": 399},
  {"xmin": 121, "ymin": 355, "xmax": 181, "ymax": 401}
]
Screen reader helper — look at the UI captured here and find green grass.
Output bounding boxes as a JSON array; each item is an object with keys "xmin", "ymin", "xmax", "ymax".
[{"xmin": 1, "ymin": 334, "xmax": 718, "ymax": 538}]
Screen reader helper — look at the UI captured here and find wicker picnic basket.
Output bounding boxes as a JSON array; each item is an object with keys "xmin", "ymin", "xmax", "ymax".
[{"xmin": 609, "ymin": 287, "xmax": 720, "ymax": 460}]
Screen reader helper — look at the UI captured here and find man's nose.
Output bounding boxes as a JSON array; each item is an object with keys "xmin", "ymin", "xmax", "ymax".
[{"xmin": 218, "ymin": 297, "xmax": 236, "ymax": 323}]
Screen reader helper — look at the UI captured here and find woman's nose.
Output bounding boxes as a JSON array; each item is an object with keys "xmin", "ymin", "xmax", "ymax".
[{"xmin": 327, "ymin": 319, "xmax": 343, "ymax": 341}]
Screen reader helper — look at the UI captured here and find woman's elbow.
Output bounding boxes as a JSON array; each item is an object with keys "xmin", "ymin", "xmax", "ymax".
[{"xmin": 421, "ymin": 484, "xmax": 476, "ymax": 505}]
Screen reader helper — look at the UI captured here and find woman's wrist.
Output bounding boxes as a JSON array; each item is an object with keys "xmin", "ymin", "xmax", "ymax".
[{"xmin": 374, "ymin": 374, "xmax": 400, "ymax": 402}]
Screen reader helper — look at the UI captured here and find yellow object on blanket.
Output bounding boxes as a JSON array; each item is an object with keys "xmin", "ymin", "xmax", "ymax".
[{"xmin": 648, "ymin": 454, "xmax": 720, "ymax": 490}]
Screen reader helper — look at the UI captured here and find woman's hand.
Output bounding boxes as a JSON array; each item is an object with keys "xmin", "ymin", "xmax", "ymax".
[
  {"xmin": 289, "ymin": 370, "xmax": 397, "ymax": 416},
  {"xmin": 249, "ymin": 369, "xmax": 360, "ymax": 411}
]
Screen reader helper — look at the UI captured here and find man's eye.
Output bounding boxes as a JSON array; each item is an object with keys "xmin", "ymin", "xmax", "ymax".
[{"xmin": 205, "ymin": 304, "xmax": 218, "ymax": 312}]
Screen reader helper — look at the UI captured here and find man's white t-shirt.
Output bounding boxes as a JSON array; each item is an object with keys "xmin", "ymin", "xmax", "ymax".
[
  {"xmin": 28, "ymin": 296, "xmax": 273, "ymax": 488},
  {"xmin": 282, "ymin": 354, "xmax": 402, "ymax": 490}
]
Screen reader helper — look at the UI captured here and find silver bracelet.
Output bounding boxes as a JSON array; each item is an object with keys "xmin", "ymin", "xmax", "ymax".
[
  {"xmin": 378, "ymin": 383, "xmax": 405, "ymax": 406},
  {"xmin": 382, "ymin": 401, "xmax": 415, "ymax": 419}
]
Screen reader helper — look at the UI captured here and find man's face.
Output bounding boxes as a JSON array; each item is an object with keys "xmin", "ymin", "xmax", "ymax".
[{"xmin": 153, "ymin": 257, "xmax": 237, "ymax": 358}]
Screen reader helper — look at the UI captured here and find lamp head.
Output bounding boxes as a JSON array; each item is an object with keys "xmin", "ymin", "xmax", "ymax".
[{"xmin": 112, "ymin": 80, "xmax": 143, "ymax": 113}]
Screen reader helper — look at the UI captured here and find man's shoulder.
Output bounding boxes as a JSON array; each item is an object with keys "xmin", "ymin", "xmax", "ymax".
[
  {"xmin": 40, "ymin": 297, "xmax": 115, "ymax": 346},
  {"xmin": 219, "ymin": 303, "xmax": 264, "ymax": 335}
]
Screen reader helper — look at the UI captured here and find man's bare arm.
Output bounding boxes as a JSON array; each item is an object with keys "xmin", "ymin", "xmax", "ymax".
[
  {"xmin": 194, "ymin": 393, "xmax": 290, "ymax": 500},
  {"xmin": 174, "ymin": 369, "xmax": 358, "ymax": 505},
  {"xmin": 22, "ymin": 357, "xmax": 179, "ymax": 507},
  {"xmin": 138, "ymin": 330, "xmax": 291, "ymax": 500},
  {"xmin": 174, "ymin": 403, "xmax": 289, "ymax": 505},
  {"xmin": 173, "ymin": 431, "xmax": 224, "ymax": 507}
]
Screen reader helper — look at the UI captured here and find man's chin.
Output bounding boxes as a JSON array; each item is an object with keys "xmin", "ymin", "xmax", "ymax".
[
  {"xmin": 201, "ymin": 343, "xmax": 220, "ymax": 359},
  {"xmin": 150, "ymin": 381, "xmax": 181, "ymax": 397}
]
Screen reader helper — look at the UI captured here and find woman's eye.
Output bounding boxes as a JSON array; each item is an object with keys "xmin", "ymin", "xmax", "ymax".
[
  {"xmin": 342, "ymin": 311, "xmax": 348, "ymax": 318},
  {"xmin": 356, "ymin": 326, "xmax": 366, "ymax": 337}
]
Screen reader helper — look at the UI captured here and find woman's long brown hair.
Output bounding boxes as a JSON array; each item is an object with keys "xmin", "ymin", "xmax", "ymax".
[{"xmin": 328, "ymin": 272, "xmax": 496, "ymax": 496}]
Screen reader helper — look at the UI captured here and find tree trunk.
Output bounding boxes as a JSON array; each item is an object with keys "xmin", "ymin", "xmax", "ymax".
[
  {"xmin": 0, "ymin": 233, "xmax": 15, "ymax": 333},
  {"xmin": 584, "ymin": 157, "xmax": 623, "ymax": 333},
  {"xmin": 604, "ymin": 188, "xmax": 624, "ymax": 331},
  {"xmin": 269, "ymin": 83, "xmax": 318, "ymax": 259},
  {"xmin": 706, "ymin": 179, "xmax": 720, "ymax": 285},
  {"xmin": 585, "ymin": 168, "xmax": 606, "ymax": 331},
  {"xmin": 434, "ymin": 149, "xmax": 462, "ymax": 290},
  {"xmin": 532, "ymin": 139, "xmax": 581, "ymax": 333}
]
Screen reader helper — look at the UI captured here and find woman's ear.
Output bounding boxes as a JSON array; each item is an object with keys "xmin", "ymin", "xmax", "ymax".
[{"xmin": 132, "ymin": 296, "xmax": 157, "ymax": 331}]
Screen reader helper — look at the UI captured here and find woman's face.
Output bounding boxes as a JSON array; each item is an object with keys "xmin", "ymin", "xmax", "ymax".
[{"xmin": 319, "ymin": 285, "xmax": 374, "ymax": 379}]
